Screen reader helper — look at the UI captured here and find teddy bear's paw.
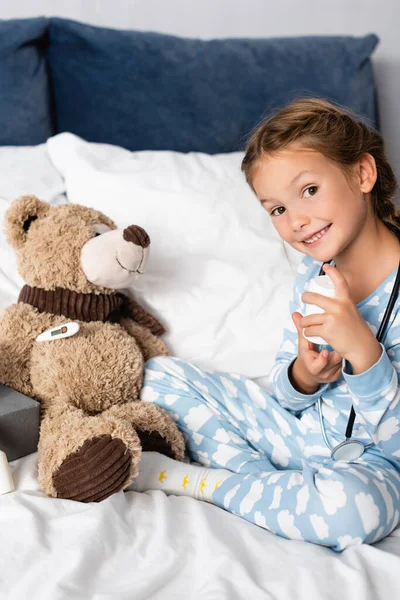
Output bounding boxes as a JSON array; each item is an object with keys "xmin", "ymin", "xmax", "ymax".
[
  {"xmin": 103, "ymin": 401, "xmax": 186, "ymax": 462},
  {"xmin": 136, "ymin": 429, "xmax": 175, "ymax": 458},
  {"xmin": 52, "ymin": 434, "xmax": 132, "ymax": 503}
]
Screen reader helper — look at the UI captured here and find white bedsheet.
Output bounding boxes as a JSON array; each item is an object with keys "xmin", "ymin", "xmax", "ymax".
[
  {"xmin": 1, "ymin": 452, "xmax": 400, "ymax": 600},
  {"xmin": 1, "ymin": 144, "xmax": 400, "ymax": 599}
]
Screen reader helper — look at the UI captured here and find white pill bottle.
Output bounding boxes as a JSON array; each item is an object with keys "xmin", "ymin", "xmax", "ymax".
[
  {"xmin": 0, "ymin": 450, "xmax": 15, "ymax": 495},
  {"xmin": 302, "ymin": 275, "xmax": 336, "ymax": 345}
]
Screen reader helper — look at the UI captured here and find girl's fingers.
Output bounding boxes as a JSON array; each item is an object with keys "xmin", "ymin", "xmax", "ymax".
[
  {"xmin": 293, "ymin": 313, "xmax": 311, "ymax": 352},
  {"xmin": 305, "ymin": 349, "xmax": 343, "ymax": 381},
  {"xmin": 308, "ymin": 349, "xmax": 329, "ymax": 375},
  {"xmin": 320, "ymin": 356, "xmax": 343, "ymax": 380},
  {"xmin": 329, "ymin": 350, "xmax": 343, "ymax": 365},
  {"xmin": 324, "ymin": 364, "xmax": 343, "ymax": 382},
  {"xmin": 294, "ymin": 317, "xmax": 318, "ymax": 353},
  {"xmin": 291, "ymin": 311, "xmax": 343, "ymax": 383},
  {"xmin": 326, "ymin": 352, "xmax": 343, "ymax": 370}
]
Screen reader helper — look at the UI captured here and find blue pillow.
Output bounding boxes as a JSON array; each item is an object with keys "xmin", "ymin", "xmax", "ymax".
[
  {"xmin": 0, "ymin": 17, "xmax": 54, "ymax": 146},
  {"xmin": 48, "ymin": 18, "xmax": 380, "ymax": 154}
]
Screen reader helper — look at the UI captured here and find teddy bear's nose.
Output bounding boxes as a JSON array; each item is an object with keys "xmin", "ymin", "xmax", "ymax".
[{"xmin": 123, "ymin": 225, "xmax": 150, "ymax": 248}]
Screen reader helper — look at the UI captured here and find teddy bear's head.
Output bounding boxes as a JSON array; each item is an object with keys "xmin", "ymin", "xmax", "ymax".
[{"xmin": 4, "ymin": 195, "xmax": 151, "ymax": 294}]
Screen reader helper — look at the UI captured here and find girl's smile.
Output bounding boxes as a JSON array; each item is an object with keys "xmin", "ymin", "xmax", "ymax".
[{"xmin": 302, "ymin": 223, "xmax": 332, "ymax": 247}]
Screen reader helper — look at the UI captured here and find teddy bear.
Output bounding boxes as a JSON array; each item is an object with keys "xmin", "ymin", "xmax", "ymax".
[{"xmin": 0, "ymin": 195, "xmax": 186, "ymax": 502}]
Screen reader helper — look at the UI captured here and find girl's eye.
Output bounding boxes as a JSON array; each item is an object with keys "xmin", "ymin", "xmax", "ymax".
[
  {"xmin": 270, "ymin": 185, "xmax": 318, "ymax": 217},
  {"xmin": 270, "ymin": 206, "xmax": 285, "ymax": 217},
  {"xmin": 303, "ymin": 185, "xmax": 318, "ymax": 198}
]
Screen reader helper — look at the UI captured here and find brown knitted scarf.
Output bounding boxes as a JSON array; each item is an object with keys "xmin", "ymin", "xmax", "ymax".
[{"xmin": 18, "ymin": 284, "xmax": 165, "ymax": 335}]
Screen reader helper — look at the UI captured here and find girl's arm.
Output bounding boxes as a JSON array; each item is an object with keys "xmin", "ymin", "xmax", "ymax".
[
  {"xmin": 265, "ymin": 255, "xmax": 330, "ymax": 415},
  {"xmin": 341, "ymin": 315, "xmax": 400, "ymax": 462}
]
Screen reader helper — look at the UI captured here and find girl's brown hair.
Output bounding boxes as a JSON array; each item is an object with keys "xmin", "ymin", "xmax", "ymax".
[{"xmin": 241, "ymin": 97, "xmax": 400, "ymax": 237}]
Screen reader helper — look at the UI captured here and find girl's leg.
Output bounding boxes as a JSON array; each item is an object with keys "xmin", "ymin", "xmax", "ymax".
[
  {"xmin": 135, "ymin": 356, "xmax": 400, "ymax": 551},
  {"xmin": 140, "ymin": 356, "xmax": 308, "ymax": 473},
  {"xmin": 210, "ymin": 457, "xmax": 400, "ymax": 551}
]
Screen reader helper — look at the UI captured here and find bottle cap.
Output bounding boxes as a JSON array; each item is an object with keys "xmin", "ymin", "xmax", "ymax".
[{"xmin": 306, "ymin": 275, "xmax": 336, "ymax": 298}]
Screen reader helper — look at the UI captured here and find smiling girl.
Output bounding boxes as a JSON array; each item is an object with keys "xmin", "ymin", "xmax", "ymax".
[{"xmin": 130, "ymin": 97, "xmax": 400, "ymax": 552}]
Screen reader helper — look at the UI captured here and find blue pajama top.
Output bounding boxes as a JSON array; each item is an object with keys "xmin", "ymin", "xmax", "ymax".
[{"xmin": 265, "ymin": 254, "xmax": 400, "ymax": 469}]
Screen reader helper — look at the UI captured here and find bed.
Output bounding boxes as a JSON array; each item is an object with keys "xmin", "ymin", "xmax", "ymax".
[{"xmin": 1, "ymin": 16, "xmax": 399, "ymax": 600}]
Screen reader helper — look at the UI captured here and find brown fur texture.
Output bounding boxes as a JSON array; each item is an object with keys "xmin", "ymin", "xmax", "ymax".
[
  {"xmin": 0, "ymin": 195, "xmax": 186, "ymax": 502},
  {"xmin": 5, "ymin": 196, "xmax": 116, "ymax": 293}
]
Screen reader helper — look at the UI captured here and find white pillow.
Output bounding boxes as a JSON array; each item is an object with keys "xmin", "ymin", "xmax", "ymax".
[{"xmin": 43, "ymin": 133, "xmax": 303, "ymax": 379}]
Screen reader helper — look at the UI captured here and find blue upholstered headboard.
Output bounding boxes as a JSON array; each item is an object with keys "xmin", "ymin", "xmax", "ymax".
[{"xmin": 0, "ymin": 16, "xmax": 380, "ymax": 153}]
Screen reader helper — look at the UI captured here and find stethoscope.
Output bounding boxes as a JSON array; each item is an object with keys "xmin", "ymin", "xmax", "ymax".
[{"xmin": 316, "ymin": 257, "xmax": 400, "ymax": 461}]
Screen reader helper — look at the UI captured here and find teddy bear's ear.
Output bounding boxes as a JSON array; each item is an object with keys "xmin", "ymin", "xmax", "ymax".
[{"xmin": 4, "ymin": 195, "xmax": 50, "ymax": 250}]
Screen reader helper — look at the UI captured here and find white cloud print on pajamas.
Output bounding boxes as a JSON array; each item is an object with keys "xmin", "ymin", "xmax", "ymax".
[
  {"xmin": 309, "ymin": 514, "xmax": 330, "ymax": 540},
  {"xmin": 268, "ymin": 485, "xmax": 283, "ymax": 509},
  {"xmin": 264, "ymin": 429, "xmax": 292, "ymax": 467},
  {"xmin": 277, "ymin": 511, "xmax": 304, "ymax": 541},
  {"xmin": 272, "ymin": 408, "xmax": 292, "ymax": 437},
  {"xmin": 245, "ymin": 380, "xmax": 267, "ymax": 409},
  {"xmin": 183, "ymin": 405, "xmax": 213, "ymax": 432},
  {"xmin": 220, "ymin": 376, "xmax": 238, "ymax": 398},
  {"xmin": 239, "ymin": 480, "xmax": 265, "ymax": 515},
  {"xmin": 314, "ymin": 477, "xmax": 347, "ymax": 515}
]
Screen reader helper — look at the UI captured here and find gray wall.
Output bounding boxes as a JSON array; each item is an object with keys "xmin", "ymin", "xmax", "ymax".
[{"xmin": 1, "ymin": 0, "xmax": 399, "ymax": 194}]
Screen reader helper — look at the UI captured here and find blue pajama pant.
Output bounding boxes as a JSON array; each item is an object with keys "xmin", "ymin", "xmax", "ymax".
[{"xmin": 140, "ymin": 356, "xmax": 400, "ymax": 552}]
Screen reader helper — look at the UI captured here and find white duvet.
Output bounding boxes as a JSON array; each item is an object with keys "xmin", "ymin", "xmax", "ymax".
[
  {"xmin": 1, "ymin": 451, "xmax": 400, "ymax": 600},
  {"xmin": 1, "ymin": 141, "xmax": 400, "ymax": 599}
]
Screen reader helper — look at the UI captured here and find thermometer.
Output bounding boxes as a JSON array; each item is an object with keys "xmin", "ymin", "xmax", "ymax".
[{"xmin": 35, "ymin": 322, "xmax": 80, "ymax": 342}]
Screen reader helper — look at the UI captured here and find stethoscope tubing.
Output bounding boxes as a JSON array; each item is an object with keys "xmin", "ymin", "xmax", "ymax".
[
  {"xmin": 317, "ymin": 398, "xmax": 374, "ymax": 452},
  {"xmin": 316, "ymin": 258, "xmax": 400, "ymax": 456}
]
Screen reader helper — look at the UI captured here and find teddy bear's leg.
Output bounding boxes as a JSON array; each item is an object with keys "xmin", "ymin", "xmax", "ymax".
[
  {"xmin": 103, "ymin": 402, "xmax": 186, "ymax": 462},
  {"xmin": 38, "ymin": 399, "xmax": 142, "ymax": 502},
  {"xmin": 119, "ymin": 318, "xmax": 171, "ymax": 361}
]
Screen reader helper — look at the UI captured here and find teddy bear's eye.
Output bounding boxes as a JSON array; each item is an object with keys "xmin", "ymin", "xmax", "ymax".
[{"xmin": 92, "ymin": 224, "xmax": 111, "ymax": 238}]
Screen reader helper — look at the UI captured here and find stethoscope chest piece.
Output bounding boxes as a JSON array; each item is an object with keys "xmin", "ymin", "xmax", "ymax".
[
  {"xmin": 316, "ymin": 257, "xmax": 400, "ymax": 462},
  {"xmin": 331, "ymin": 439, "xmax": 365, "ymax": 461}
]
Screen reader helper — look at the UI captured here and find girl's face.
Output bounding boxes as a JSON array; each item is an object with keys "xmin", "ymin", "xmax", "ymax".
[{"xmin": 251, "ymin": 144, "xmax": 370, "ymax": 261}]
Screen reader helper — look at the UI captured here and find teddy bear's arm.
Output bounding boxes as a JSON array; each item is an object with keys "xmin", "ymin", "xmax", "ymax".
[
  {"xmin": 119, "ymin": 318, "xmax": 170, "ymax": 362},
  {"xmin": 117, "ymin": 293, "xmax": 166, "ymax": 336},
  {"xmin": 0, "ymin": 305, "xmax": 36, "ymax": 395}
]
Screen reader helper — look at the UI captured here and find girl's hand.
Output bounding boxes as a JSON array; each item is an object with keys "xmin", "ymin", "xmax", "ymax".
[
  {"xmin": 298, "ymin": 264, "xmax": 377, "ymax": 361},
  {"xmin": 292, "ymin": 312, "xmax": 343, "ymax": 384}
]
